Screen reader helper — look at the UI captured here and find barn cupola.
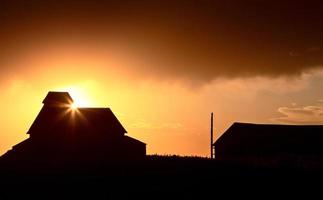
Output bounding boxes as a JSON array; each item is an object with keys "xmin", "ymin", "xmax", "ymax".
[{"xmin": 42, "ymin": 91, "xmax": 74, "ymax": 107}]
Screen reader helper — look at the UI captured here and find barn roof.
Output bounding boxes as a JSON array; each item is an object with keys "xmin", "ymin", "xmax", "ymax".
[
  {"xmin": 43, "ymin": 91, "xmax": 73, "ymax": 105},
  {"xmin": 77, "ymin": 108, "xmax": 127, "ymax": 134},
  {"xmin": 213, "ymin": 122, "xmax": 323, "ymax": 156},
  {"xmin": 123, "ymin": 135, "xmax": 146, "ymax": 145},
  {"xmin": 28, "ymin": 92, "xmax": 127, "ymax": 135},
  {"xmin": 27, "ymin": 107, "xmax": 127, "ymax": 135}
]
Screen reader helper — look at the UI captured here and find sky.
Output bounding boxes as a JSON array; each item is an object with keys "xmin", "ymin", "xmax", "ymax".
[{"xmin": 1, "ymin": 0, "xmax": 323, "ymax": 157}]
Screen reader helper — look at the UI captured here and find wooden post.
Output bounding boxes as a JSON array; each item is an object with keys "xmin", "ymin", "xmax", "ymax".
[{"xmin": 211, "ymin": 112, "xmax": 214, "ymax": 159}]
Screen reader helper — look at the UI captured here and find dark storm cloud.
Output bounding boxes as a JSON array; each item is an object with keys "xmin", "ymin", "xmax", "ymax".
[{"xmin": 1, "ymin": 0, "xmax": 323, "ymax": 82}]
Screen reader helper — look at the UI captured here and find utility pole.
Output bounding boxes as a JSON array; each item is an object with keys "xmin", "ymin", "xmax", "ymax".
[{"xmin": 210, "ymin": 112, "xmax": 214, "ymax": 159}]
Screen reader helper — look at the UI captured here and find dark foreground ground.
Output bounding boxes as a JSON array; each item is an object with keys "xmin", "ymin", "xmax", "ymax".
[{"xmin": 1, "ymin": 155, "xmax": 323, "ymax": 199}]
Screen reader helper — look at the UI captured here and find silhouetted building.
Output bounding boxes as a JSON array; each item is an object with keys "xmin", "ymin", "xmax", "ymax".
[
  {"xmin": 0, "ymin": 92, "xmax": 146, "ymax": 167},
  {"xmin": 213, "ymin": 122, "xmax": 323, "ymax": 159}
]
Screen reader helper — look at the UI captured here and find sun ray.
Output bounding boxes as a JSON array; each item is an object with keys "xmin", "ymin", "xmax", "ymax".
[{"xmin": 70, "ymin": 103, "xmax": 78, "ymax": 110}]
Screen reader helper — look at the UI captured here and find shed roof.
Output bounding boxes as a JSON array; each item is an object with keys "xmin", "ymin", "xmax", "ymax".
[{"xmin": 213, "ymin": 122, "xmax": 323, "ymax": 156}]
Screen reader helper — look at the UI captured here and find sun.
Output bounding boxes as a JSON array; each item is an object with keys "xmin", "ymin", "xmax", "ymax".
[
  {"xmin": 70, "ymin": 103, "xmax": 78, "ymax": 110},
  {"xmin": 71, "ymin": 93, "xmax": 91, "ymax": 107},
  {"xmin": 54, "ymin": 84, "xmax": 93, "ymax": 107}
]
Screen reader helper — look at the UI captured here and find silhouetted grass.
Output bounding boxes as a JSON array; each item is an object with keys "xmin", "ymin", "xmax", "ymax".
[{"xmin": 1, "ymin": 154, "xmax": 323, "ymax": 198}]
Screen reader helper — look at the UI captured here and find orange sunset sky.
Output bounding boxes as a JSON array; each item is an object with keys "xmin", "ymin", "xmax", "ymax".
[{"xmin": 1, "ymin": 0, "xmax": 323, "ymax": 156}]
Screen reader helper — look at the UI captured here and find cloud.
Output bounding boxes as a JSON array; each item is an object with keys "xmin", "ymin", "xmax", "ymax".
[
  {"xmin": 273, "ymin": 102, "xmax": 323, "ymax": 124},
  {"xmin": 1, "ymin": 0, "xmax": 323, "ymax": 84}
]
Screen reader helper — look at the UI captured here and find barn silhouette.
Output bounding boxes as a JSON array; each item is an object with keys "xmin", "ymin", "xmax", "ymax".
[
  {"xmin": 213, "ymin": 122, "xmax": 323, "ymax": 160},
  {"xmin": 0, "ymin": 91, "xmax": 146, "ymax": 167}
]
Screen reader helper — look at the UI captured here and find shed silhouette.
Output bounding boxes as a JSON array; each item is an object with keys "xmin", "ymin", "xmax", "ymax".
[
  {"xmin": 1, "ymin": 92, "xmax": 146, "ymax": 166},
  {"xmin": 213, "ymin": 122, "xmax": 323, "ymax": 159}
]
